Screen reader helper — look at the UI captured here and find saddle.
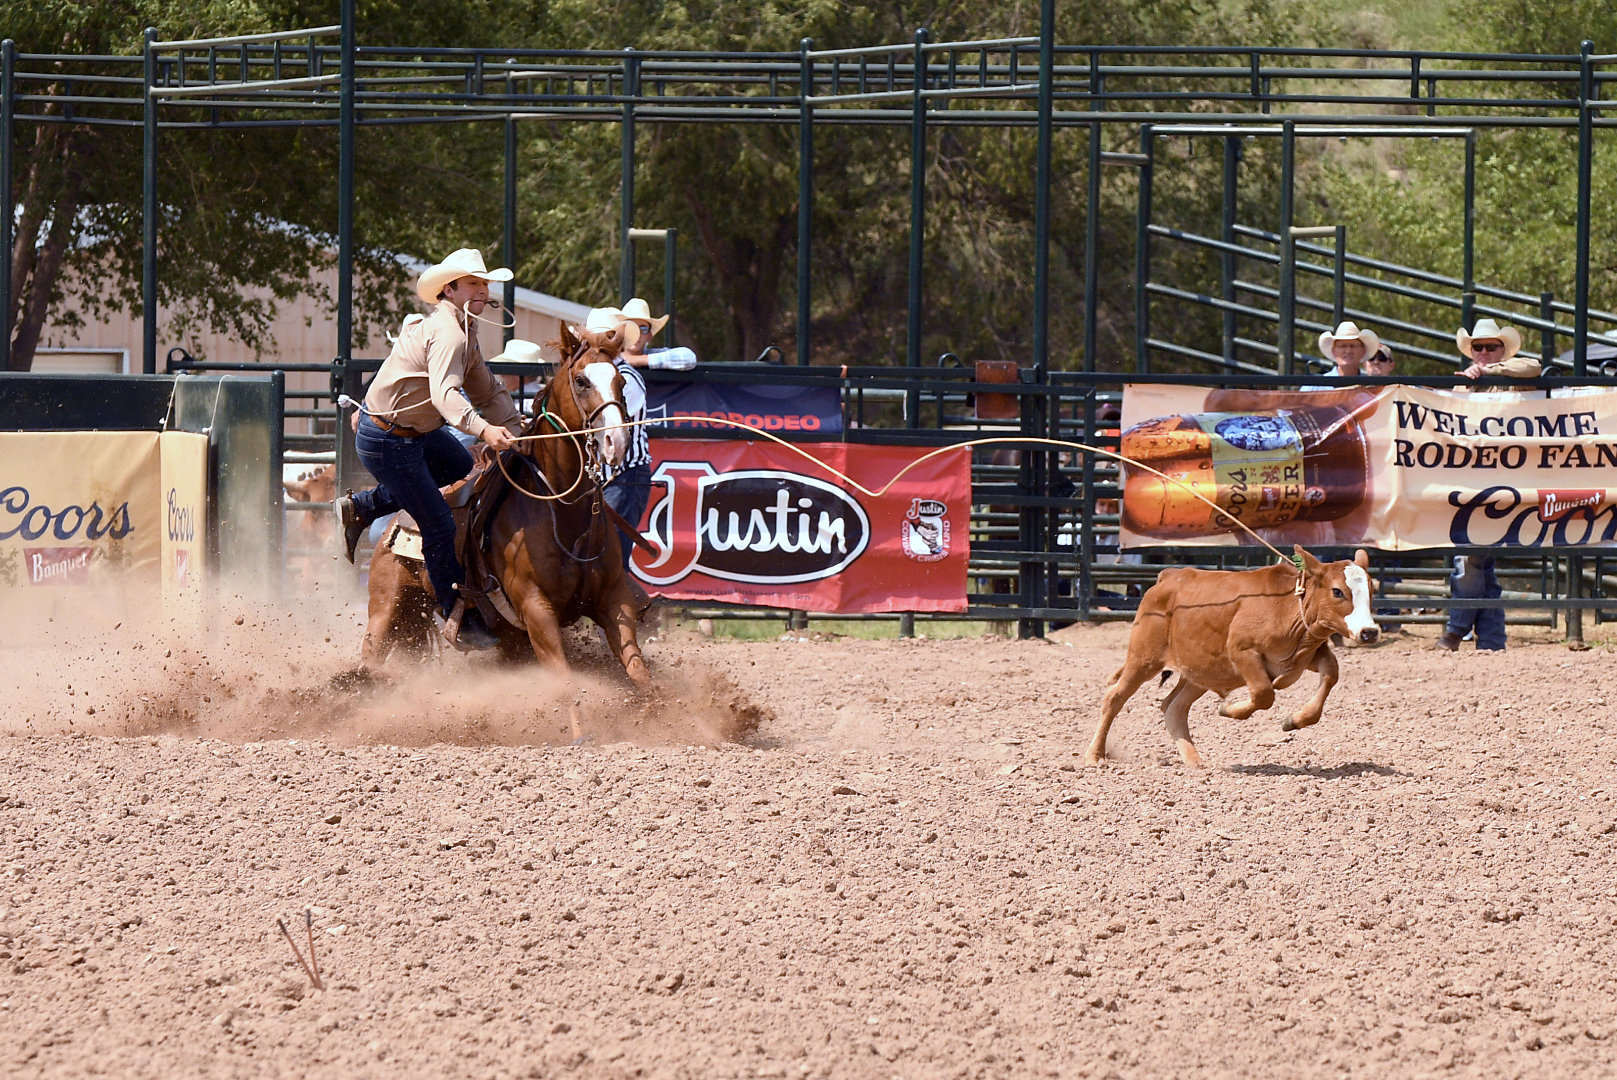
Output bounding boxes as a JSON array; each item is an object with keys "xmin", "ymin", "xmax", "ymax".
[{"xmin": 383, "ymin": 453, "xmax": 527, "ymax": 631}]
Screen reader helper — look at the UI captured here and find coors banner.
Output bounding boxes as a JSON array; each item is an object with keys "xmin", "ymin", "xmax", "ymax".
[
  {"xmin": 1120, "ymin": 384, "xmax": 1617, "ymax": 550},
  {"xmin": 631, "ymin": 439, "xmax": 970, "ymax": 612}
]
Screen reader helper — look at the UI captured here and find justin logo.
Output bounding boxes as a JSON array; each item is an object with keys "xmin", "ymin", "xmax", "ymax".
[
  {"xmin": 1538, "ymin": 489, "xmax": 1603, "ymax": 523},
  {"xmin": 24, "ymin": 547, "xmax": 93, "ymax": 586},
  {"xmin": 901, "ymin": 498, "xmax": 951, "ymax": 562},
  {"xmin": 632, "ymin": 462, "xmax": 870, "ymax": 586}
]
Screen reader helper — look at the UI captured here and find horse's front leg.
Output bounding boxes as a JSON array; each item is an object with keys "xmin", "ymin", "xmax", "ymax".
[
  {"xmin": 514, "ymin": 591, "xmax": 569, "ymax": 673},
  {"xmin": 597, "ymin": 579, "xmax": 651, "ymax": 689}
]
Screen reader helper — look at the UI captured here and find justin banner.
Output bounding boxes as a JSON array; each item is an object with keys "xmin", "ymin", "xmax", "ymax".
[
  {"xmin": 631, "ymin": 440, "xmax": 970, "ymax": 612},
  {"xmin": 1119, "ymin": 384, "xmax": 1617, "ymax": 550}
]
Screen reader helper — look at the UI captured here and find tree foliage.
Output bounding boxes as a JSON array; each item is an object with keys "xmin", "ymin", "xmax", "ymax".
[{"xmin": 9, "ymin": 0, "xmax": 1611, "ymax": 379}]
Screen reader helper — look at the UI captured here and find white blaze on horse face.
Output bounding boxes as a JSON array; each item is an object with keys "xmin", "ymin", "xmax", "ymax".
[
  {"xmin": 582, "ymin": 360, "xmax": 628, "ymax": 466},
  {"xmin": 1341, "ymin": 563, "xmax": 1378, "ymax": 640}
]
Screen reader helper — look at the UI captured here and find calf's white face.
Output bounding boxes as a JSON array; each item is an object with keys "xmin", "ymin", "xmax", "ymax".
[{"xmin": 1340, "ymin": 563, "xmax": 1379, "ymax": 643}]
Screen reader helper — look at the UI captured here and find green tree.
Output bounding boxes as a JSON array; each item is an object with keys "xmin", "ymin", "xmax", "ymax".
[{"xmin": 3, "ymin": 0, "xmax": 534, "ymax": 371}]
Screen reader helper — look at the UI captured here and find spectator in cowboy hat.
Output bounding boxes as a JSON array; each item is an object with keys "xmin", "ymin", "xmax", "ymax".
[
  {"xmin": 1317, "ymin": 320, "xmax": 1381, "ymax": 378},
  {"xmin": 1456, "ymin": 317, "xmax": 1541, "ymax": 380},
  {"xmin": 1436, "ymin": 318, "xmax": 1540, "ymax": 653},
  {"xmin": 336, "ymin": 247, "xmax": 522, "ymax": 652}
]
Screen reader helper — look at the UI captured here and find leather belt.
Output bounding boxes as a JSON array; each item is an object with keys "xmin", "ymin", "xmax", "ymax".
[{"xmin": 369, "ymin": 412, "xmax": 423, "ymax": 439}]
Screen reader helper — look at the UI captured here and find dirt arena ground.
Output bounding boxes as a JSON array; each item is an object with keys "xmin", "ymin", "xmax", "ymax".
[{"xmin": 4, "ymin": 597, "xmax": 1617, "ymax": 1079}]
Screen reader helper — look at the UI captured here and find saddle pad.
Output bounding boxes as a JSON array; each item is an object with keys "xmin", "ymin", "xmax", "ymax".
[{"xmin": 385, "ymin": 519, "xmax": 425, "ymax": 563}]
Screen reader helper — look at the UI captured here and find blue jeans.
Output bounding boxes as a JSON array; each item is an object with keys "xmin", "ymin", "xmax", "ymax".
[
  {"xmin": 604, "ymin": 464, "xmax": 652, "ymax": 571},
  {"xmin": 1446, "ymin": 554, "xmax": 1505, "ymax": 650},
  {"xmin": 352, "ymin": 414, "xmax": 474, "ymax": 617},
  {"xmin": 1374, "ymin": 568, "xmax": 1403, "ymax": 631}
]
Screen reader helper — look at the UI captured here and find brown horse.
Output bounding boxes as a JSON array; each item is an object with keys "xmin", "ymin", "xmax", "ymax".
[{"xmin": 360, "ymin": 323, "xmax": 650, "ymax": 687}]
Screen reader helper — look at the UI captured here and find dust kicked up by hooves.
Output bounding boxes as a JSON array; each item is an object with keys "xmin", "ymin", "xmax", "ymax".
[{"xmin": 2, "ymin": 572, "xmax": 768, "ymax": 748}]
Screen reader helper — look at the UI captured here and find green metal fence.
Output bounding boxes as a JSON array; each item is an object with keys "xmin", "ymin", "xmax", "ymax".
[{"xmin": 9, "ymin": 7, "xmax": 1617, "ymax": 639}]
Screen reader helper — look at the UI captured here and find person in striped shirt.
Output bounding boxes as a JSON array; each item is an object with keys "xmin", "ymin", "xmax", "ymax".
[{"xmin": 589, "ymin": 299, "xmax": 697, "ymax": 569}]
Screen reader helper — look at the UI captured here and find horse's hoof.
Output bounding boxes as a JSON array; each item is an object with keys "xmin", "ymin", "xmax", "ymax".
[
  {"xmin": 330, "ymin": 667, "xmax": 377, "ymax": 692},
  {"xmin": 1281, "ymin": 718, "xmax": 1296, "ymax": 732}
]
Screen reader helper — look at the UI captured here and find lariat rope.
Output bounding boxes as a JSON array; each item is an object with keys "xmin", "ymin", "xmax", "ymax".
[{"xmin": 494, "ymin": 410, "xmax": 1329, "ymax": 633}]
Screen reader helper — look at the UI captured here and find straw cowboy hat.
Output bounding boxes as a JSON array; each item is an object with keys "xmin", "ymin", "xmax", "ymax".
[
  {"xmin": 619, "ymin": 297, "xmax": 670, "ymax": 338},
  {"xmin": 583, "ymin": 306, "xmax": 642, "ymax": 348},
  {"xmin": 1456, "ymin": 318, "xmax": 1523, "ymax": 362},
  {"xmin": 416, "ymin": 248, "xmax": 513, "ymax": 304},
  {"xmin": 1318, "ymin": 320, "xmax": 1381, "ymax": 358},
  {"xmin": 488, "ymin": 338, "xmax": 545, "ymax": 365}
]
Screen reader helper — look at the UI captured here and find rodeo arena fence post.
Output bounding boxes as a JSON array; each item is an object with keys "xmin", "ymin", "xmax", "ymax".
[{"xmin": 6, "ymin": 0, "xmax": 1617, "ymax": 642}]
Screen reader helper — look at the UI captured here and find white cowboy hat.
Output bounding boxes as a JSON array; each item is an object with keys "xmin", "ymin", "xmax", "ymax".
[
  {"xmin": 488, "ymin": 338, "xmax": 545, "ymax": 365},
  {"xmin": 1456, "ymin": 318, "xmax": 1523, "ymax": 362},
  {"xmin": 584, "ymin": 306, "xmax": 640, "ymax": 348},
  {"xmin": 416, "ymin": 248, "xmax": 513, "ymax": 304},
  {"xmin": 619, "ymin": 297, "xmax": 670, "ymax": 338},
  {"xmin": 1317, "ymin": 320, "xmax": 1381, "ymax": 358}
]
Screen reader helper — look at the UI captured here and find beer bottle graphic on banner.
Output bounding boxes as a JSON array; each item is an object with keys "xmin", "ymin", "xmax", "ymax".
[{"xmin": 1120, "ymin": 406, "xmax": 1369, "ymax": 539}]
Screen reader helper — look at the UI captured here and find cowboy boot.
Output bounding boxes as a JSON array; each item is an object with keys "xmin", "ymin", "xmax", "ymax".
[{"xmin": 336, "ymin": 491, "xmax": 367, "ymax": 564}]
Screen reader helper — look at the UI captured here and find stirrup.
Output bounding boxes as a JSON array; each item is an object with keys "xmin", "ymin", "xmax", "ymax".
[{"xmin": 434, "ymin": 599, "xmax": 498, "ymax": 653}]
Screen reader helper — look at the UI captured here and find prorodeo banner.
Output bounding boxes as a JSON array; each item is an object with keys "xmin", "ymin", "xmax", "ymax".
[
  {"xmin": 646, "ymin": 382, "xmax": 843, "ymax": 436},
  {"xmin": 1119, "ymin": 384, "xmax": 1617, "ymax": 550},
  {"xmin": 631, "ymin": 440, "xmax": 970, "ymax": 612}
]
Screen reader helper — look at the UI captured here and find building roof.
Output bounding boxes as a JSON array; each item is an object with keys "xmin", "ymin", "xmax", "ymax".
[{"xmin": 395, "ymin": 254, "xmax": 590, "ymax": 325}]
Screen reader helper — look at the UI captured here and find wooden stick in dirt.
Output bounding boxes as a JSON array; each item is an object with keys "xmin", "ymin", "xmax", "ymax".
[
  {"xmin": 276, "ymin": 917, "xmax": 320, "ymax": 990},
  {"xmin": 304, "ymin": 909, "xmax": 324, "ymax": 990}
]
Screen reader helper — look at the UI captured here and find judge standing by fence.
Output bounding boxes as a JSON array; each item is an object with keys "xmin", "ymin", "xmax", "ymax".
[
  {"xmin": 593, "ymin": 298, "xmax": 696, "ymax": 569},
  {"xmin": 1436, "ymin": 318, "xmax": 1540, "ymax": 652}
]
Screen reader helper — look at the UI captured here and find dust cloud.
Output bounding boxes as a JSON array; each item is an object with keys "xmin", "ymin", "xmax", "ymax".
[{"xmin": 2, "ymin": 568, "xmax": 766, "ymax": 747}]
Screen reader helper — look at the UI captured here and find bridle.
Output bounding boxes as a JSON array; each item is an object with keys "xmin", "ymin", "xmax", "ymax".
[
  {"xmin": 501, "ymin": 338, "xmax": 623, "ymax": 499},
  {"xmin": 491, "ymin": 337, "xmax": 627, "ymax": 562}
]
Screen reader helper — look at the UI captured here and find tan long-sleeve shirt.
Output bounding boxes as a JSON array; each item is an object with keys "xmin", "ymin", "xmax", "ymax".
[
  {"xmin": 362, "ymin": 301, "xmax": 521, "ymax": 439},
  {"xmin": 1475, "ymin": 356, "xmax": 1542, "ymax": 379}
]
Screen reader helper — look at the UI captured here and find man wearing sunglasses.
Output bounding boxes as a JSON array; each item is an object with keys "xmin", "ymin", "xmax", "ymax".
[
  {"xmin": 1436, "ymin": 319, "xmax": 1540, "ymax": 652},
  {"xmin": 1456, "ymin": 317, "xmax": 1540, "ymax": 381}
]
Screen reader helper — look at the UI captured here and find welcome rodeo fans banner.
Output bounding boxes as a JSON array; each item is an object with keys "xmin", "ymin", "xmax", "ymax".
[
  {"xmin": 630, "ymin": 440, "xmax": 969, "ymax": 612},
  {"xmin": 0, "ymin": 431, "xmax": 209, "ymax": 624},
  {"xmin": 1119, "ymin": 384, "xmax": 1617, "ymax": 550}
]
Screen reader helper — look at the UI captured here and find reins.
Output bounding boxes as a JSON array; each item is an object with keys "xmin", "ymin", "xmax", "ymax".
[
  {"xmin": 487, "ymin": 338, "xmax": 614, "ymax": 562},
  {"xmin": 493, "ymin": 339, "xmax": 599, "ymax": 504}
]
